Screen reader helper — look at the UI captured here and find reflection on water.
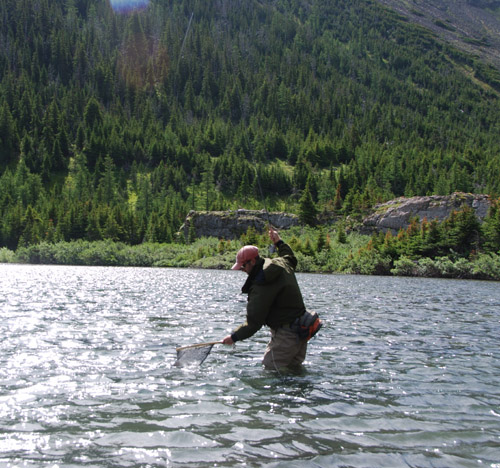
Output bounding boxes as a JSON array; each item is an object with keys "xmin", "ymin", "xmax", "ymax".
[{"xmin": 1, "ymin": 264, "xmax": 499, "ymax": 467}]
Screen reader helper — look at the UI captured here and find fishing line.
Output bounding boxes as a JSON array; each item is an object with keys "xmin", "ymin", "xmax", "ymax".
[
  {"xmin": 178, "ymin": 12, "xmax": 194, "ymax": 67},
  {"xmin": 174, "ymin": 11, "xmax": 197, "ymax": 211},
  {"xmin": 239, "ymin": 102, "xmax": 273, "ymax": 231},
  {"xmin": 173, "ymin": 11, "xmax": 194, "ymax": 98},
  {"xmin": 178, "ymin": 9, "xmax": 271, "ymax": 230}
]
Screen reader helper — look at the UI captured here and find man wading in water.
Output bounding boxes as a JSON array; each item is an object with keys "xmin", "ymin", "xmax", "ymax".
[{"xmin": 222, "ymin": 228, "xmax": 321, "ymax": 370}]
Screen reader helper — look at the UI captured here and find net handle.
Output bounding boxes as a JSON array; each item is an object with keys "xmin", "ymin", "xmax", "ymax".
[{"xmin": 175, "ymin": 341, "xmax": 223, "ymax": 352}]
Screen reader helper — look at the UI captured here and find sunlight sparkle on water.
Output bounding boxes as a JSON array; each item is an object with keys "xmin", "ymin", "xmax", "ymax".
[
  {"xmin": 1, "ymin": 264, "xmax": 500, "ymax": 467},
  {"xmin": 110, "ymin": 0, "xmax": 149, "ymax": 13}
]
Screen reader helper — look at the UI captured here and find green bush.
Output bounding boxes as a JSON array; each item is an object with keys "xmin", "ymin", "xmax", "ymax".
[
  {"xmin": 7, "ymin": 225, "xmax": 499, "ymax": 281},
  {"xmin": 433, "ymin": 257, "xmax": 459, "ymax": 278},
  {"xmin": 79, "ymin": 241, "xmax": 124, "ymax": 266},
  {"xmin": 341, "ymin": 248, "xmax": 392, "ymax": 275},
  {"xmin": 415, "ymin": 257, "xmax": 441, "ymax": 277},
  {"xmin": 391, "ymin": 256, "xmax": 417, "ymax": 276},
  {"xmin": 0, "ymin": 247, "xmax": 15, "ymax": 263},
  {"xmin": 294, "ymin": 251, "xmax": 318, "ymax": 273},
  {"xmin": 391, "ymin": 255, "xmax": 500, "ymax": 280},
  {"xmin": 471, "ymin": 253, "xmax": 500, "ymax": 280},
  {"xmin": 191, "ymin": 252, "xmax": 234, "ymax": 269}
]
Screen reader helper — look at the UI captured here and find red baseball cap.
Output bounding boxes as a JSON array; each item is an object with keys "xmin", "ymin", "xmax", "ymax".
[{"xmin": 231, "ymin": 245, "xmax": 259, "ymax": 270}]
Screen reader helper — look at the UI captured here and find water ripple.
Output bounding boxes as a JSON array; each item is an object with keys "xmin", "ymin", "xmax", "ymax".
[{"xmin": 1, "ymin": 265, "xmax": 499, "ymax": 466}]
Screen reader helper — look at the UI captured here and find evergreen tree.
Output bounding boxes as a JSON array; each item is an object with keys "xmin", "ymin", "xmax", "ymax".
[
  {"xmin": 333, "ymin": 183, "xmax": 343, "ymax": 212},
  {"xmin": 19, "ymin": 205, "xmax": 43, "ymax": 247},
  {"xmin": 336, "ymin": 223, "xmax": 347, "ymax": 244},
  {"xmin": 422, "ymin": 219, "xmax": 444, "ymax": 258},
  {"xmin": 482, "ymin": 200, "xmax": 500, "ymax": 253},
  {"xmin": 444, "ymin": 206, "xmax": 482, "ymax": 256},
  {"xmin": 299, "ymin": 183, "xmax": 318, "ymax": 226},
  {"xmin": 316, "ymin": 226, "xmax": 327, "ymax": 251},
  {"xmin": 293, "ymin": 154, "xmax": 310, "ymax": 191},
  {"xmin": 188, "ymin": 221, "xmax": 197, "ymax": 244},
  {"xmin": 97, "ymin": 155, "xmax": 118, "ymax": 205},
  {"xmin": 0, "ymin": 102, "xmax": 18, "ymax": 164}
]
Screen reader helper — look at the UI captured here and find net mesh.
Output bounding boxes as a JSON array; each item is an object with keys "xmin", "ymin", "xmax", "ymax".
[{"xmin": 174, "ymin": 343, "xmax": 215, "ymax": 367}]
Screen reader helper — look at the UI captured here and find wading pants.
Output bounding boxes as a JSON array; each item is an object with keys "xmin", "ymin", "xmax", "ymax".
[{"xmin": 262, "ymin": 326, "xmax": 308, "ymax": 370}]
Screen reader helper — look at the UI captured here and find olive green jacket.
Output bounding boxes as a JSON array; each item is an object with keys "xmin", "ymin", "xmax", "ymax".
[{"xmin": 231, "ymin": 241, "xmax": 306, "ymax": 342}]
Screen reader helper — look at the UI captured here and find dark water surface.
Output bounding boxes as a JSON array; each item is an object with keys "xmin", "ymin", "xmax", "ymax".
[{"xmin": 1, "ymin": 264, "xmax": 499, "ymax": 467}]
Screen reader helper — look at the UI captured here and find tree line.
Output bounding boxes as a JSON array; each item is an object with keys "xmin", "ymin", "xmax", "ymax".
[{"xmin": 3, "ymin": 202, "xmax": 499, "ymax": 280}]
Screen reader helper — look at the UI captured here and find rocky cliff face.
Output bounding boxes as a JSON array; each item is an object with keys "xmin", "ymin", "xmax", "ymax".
[
  {"xmin": 362, "ymin": 192, "xmax": 491, "ymax": 234},
  {"xmin": 180, "ymin": 194, "xmax": 491, "ymax": 239},
  {"xmin": 179, "ymin": 209, "xmax": 299, "ymax": 240}
]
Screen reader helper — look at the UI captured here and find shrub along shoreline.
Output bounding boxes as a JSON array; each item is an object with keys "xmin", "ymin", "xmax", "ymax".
[{"xmin": 1, "ymin": 225, "xmax": 499, "ymax": 281}]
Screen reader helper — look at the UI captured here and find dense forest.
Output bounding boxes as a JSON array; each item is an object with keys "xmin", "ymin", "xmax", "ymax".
[{"xmin": 1, "ymin": 0, "xmax": 500, "ymax": 270}]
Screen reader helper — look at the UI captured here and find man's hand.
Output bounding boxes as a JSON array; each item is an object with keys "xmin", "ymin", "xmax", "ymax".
[
  {"xmin": 269, "ymin": 228, "xmax": 281, "ymax": 245},
  {"xmin": 222, "ymin": 335, "xmax": 234, "ymax": 345}
]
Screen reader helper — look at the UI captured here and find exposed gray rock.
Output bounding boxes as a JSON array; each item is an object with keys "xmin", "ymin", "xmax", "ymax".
[
  {"xmin": 179, "ymin": 209, "xmax": 299, "ymax": 240},
  {"xmin": 362, "ymin": 192, "xmax": 491, "ymax": 234}
]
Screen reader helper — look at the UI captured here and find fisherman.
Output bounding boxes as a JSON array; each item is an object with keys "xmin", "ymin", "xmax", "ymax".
[{"xmin": 222, "ymin": 228, "xmax": 320, "ymax": 370}]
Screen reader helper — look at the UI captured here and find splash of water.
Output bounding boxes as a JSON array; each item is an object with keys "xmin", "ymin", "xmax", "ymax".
[{"xmin": 110, "ymin": 0, "xmax": 149, "ymax": 14}]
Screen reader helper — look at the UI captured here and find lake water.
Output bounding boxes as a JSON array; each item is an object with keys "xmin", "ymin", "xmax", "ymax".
[{"xmin": 0, "ymin": 264, "xmax": 499, "ymax": 467}]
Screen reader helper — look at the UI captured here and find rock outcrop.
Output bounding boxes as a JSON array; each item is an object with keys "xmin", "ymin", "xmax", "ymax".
[
  {"xmin": 362, "ymin": 192, "xmax": 491, "ymax": 234},
  {"xmin": 179, "ymin": 209, "xmax": 299, "ymax": 240},
  {"xmin": 179, "ymin": 194, "xmax": 492, "ymax": 239}
]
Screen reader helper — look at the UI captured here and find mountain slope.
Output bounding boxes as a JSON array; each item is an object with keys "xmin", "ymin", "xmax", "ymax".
[
  {"xmin": 376, "ymin": 0, "xmax": 500, "ymax": 68},
  {"xmin": 1, "ymin": 0, "xmax": 500, "ymax": 250}
]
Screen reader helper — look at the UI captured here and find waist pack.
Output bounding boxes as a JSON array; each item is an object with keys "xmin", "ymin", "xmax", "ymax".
[{"xmin": 293, "ymin": 310, "xmax": 322, "ymax": 341}]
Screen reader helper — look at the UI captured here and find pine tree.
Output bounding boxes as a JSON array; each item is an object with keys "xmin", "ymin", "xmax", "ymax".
[
  {"xmin": 299, "ymin": 182, "xmax": 318, "ymax": 226},
  {"xmin": 0, "ymin": 103, "xmax": 18, "ymax": 164},
  {"xmin": 336, "ymin": 222, "xmax": 347, "ymax": 244},
  {"xmin": 333, "ymin": 183, "xmax": 342, "ymax": 212},
  {"xmin": 316, "ymin": 226, "xmax": 328, "ymax": 251},
  {"xmin": 422, "ymin": 219, "xmax": 443, "ymax": 258},
  {"xmin": 83, "ymin": 98, "xmax": 103, "ymax": 130},
  {"xmin": 443, "ymin": 206, "xmax": 482, "ymax": 256},
  {"xmin": 293, "ymin": 154, "xmax": 310, "ymax": 191},
  {"xmin": 482, "ymin": 199, "xmax": 500, "ymax": 253},
  {"xmin": 188, "ymin": 221, "xmax": 197, "ymax": 244},
  {"xmin": 19, "ymin": 205, "xmax": 43, "ymax": 247},
  {"xmin": 97, "ymin": 155, "xmax": 117, "ymax": 205}
]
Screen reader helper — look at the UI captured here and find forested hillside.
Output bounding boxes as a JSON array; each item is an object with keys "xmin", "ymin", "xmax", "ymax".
[{"xmin": 1, "ymin": 0, "xmax": 500, "ymax": 250}]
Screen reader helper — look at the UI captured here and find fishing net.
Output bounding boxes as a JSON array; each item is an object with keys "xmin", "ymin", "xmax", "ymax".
[{"xmin": 174, "ymin": 342, "xmax": 219, "ymax": 367}]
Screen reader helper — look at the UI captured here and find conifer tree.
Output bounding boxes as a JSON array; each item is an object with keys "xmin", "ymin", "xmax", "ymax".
[
  {"xmin": 444, "ymin": 206, "xmax": 481, "ymax": 256},
  {"xmin": 19, "ymin": 205, "xmax": 43, "ymax": 247},
  {"xmin": 336, "ymin": 222, "xmax": 347, "ymax": 244},
  {"xmin": 97, "ymin": 155, "xmax": 118, "ymax": 205},
  {"xmin": 0, "ymin": 103, "xmax": 18, "ymax": 164},
  {"xmin": 188, "ymin": 221, "xmax": 197, "ymax": 244},
  {"xmin": 333, "ymin": 183, "xmax": 342, "ymax": 212},
  {"xmin": 299, "ymin": 182, "xmax": 318, "ymax": 226},
  {"xmin": 102, "ymin": 209, "xmax": 122, "ymax": 242},
  {"xmin": 293, "ymin": 154, "xmax": 310, "ymax": 191},
  {"xmin": 316, "ymin": 226, "xmax": 327, "ymax": 251},
  {"xmin": 482, "ymin": 200, "xmax": 500, "ymax": 253},
  {"xmin": 86, "ymin": 210, "xmax": 102, "ymax": 242}
]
